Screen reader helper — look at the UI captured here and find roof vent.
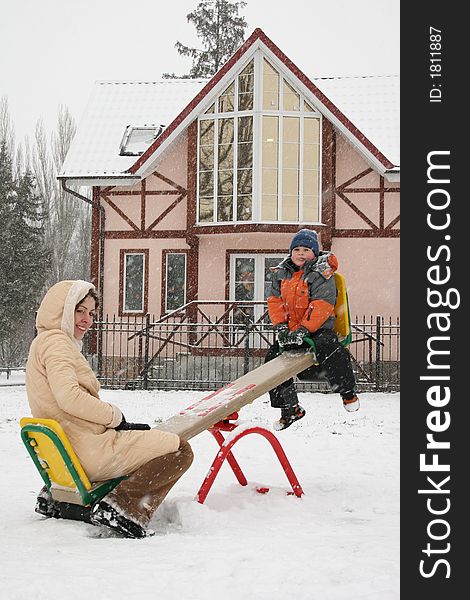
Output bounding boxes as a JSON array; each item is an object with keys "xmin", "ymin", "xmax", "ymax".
[{"xmin": 119, "ymin": 125, "xmax": 165, "ymax": 156}]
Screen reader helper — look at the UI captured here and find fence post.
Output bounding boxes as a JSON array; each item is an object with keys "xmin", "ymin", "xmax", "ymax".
[
  {"xmin": 375, "ymin": 315, "xmax": 381, "ymax": 391},
  {"xmin": 97, "ymin": 316, "xmax": 103, "ymax": 380},
  {"xmin": 243, "ymin": 311, "xmax": 251, "ymax": 375},
  {"xmin": 143, "ymin": 313, "xmax": 150, "ymax": 390}
]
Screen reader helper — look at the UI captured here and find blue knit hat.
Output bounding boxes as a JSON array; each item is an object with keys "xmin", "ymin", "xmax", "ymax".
[{"xmin": 289, "ymin": 229, "xmax": 319, "ymax": 256}]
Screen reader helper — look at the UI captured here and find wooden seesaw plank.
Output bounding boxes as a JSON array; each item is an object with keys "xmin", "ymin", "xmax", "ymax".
[{"xmin": 157, "ymin": 350, "xmax": 317, "ymax": 440}]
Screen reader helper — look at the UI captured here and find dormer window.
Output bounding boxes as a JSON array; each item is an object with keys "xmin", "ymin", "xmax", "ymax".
[
  {"xmin": 119, "ymin": 125, "xmax": 164, "ymax": 156},
  {"xmin": 197, "ymin": 53, "xmax": 321, "ymax": 225}
]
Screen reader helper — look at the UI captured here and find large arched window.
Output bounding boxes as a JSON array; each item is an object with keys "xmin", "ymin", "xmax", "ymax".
[{"xmin": 197, "ymin": 54, "xmax": 321, "ymax": 224}]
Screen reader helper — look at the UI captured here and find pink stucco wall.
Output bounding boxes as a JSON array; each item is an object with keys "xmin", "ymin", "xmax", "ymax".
[
  {"xmin": 332, "ymin": 133, "xmax": 400, "ymax": 319},
  {"xmin": 104, "ymin": 131, "xmax": 188, "ymax": 232},
  {"xmin": 335, "ymin": 133, "xmax": 400, "ymax": 232},
  {"xmin": 197, "ymin": 232, "xmax": 293, "ymax": 300},
  {"xmin": 330, "ymin": 237, "xmax": 399, "ymax": 319},
  {"xmin": 197, "ymin": 230, "xmax": 399, "ymax": 319},
  {"xmin": 101, "ymin": 131, "xmax": 189, "ymax": 316}
]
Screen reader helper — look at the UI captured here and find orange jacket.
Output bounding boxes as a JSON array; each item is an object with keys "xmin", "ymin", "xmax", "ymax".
[{"xmin": 267, "ymin": 253, "xmax": 338, "ymax": 334}]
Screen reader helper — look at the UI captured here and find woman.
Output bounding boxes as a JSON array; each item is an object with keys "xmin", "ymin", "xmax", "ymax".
[{"xmin": 25, "ymin": 280, "xmax": 193, "ymax": 538}]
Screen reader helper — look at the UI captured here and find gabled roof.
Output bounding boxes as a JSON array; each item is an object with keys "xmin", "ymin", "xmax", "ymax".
[
  {"xmin": 60, "ymin": 28, "xmax": 399, "ymax": 185},
  {"xmin": 311, "ymin": 74, "xmax": 399, "ymax": 170},
  {"xmin": 59, "ymin": 78, "xmax": 207, "ymax": 184}
]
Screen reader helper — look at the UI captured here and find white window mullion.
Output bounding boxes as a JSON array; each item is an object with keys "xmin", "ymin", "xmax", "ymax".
[
  {"xmin": 254, "ymin": 255, "xmax": 262, "ymax": 302},
  {"xmin": 277, "ymin": 114, "xmax": 283, "ymax": 221},
  {"xmin": 213, "ymin": 116, "xmax": 218, "ymax": 223},
  {"xmin": 299, "ymin": 113, "xmax": 304, "ymax": 222},
  {"xmin": 229, "ymin": 254, "xmax": 236, "ymax": 299},
  {"xmin": 253, "ymin": 50, "xmax": 262, "ymax": 222},
  {"xmin": 277, "ymin": 75, "xmax": 287, "ymax": 222},
  {"xmin": 233, "ymin": 112, "xmax": 238, "ymax": 223},
  {"xmin": 252, "ymin": 112, "xmax": 261, "ymax": 222},
  {"xmin": 233, "ymin": 75, "xmax": 239, "ymax": 223}
]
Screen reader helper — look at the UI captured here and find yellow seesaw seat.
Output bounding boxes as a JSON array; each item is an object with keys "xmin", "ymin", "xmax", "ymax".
[
  {"xmin": 20, "ymin": 418, "xmax": 125, "ymax": 506},
  {"xmin": 333, "ymin": 272, "xmax": 352, "ymax": 347}
]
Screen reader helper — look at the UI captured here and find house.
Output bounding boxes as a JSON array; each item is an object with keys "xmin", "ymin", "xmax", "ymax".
[{"xmin": 59, "ymin": 28, "xmax": 399, "ymax": 327}]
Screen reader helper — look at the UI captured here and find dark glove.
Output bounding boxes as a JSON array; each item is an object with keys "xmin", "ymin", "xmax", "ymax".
[
  {"xmin": 286, "ymin": 326, "xmax": 309, "ymax": 346},
  {"xmin": 274, "ymin": 323, "xmax": 289, "ymax": 345},
  {"xmin": 118, "ymin": 422, "xmax": 151, "ymax": 431},
  {"xmin": 115, "ymin": 415, "xmax": 150, "ymax": 431}
]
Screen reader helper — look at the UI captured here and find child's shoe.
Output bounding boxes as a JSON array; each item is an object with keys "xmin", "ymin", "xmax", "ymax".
[
  {"xmin": 274, "ymin": 404, "xmax": 306, "ymax": 431},
  {"xmin": 343, "ymin": 395, "xmax": 360, "ymax": 412}
]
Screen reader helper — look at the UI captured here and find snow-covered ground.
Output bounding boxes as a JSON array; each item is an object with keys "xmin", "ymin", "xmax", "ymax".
[{"xmin": 0, "ymin": 382, "xmax": 399, "ymax": 600}]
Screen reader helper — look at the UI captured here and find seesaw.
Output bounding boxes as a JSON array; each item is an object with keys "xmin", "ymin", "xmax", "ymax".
[
  {"xmin": 158, "ymin": 348, "xmax": 317, "ymax": 439},
  {"xmin": 20, "ymin": 272, "xmax": 351, "ymax": 518},
  {"xmin": 19, "ymin": 348, "xmax": 314, "ymax": 518}
]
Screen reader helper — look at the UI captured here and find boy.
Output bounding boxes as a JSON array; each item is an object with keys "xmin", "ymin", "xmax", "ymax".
[{"xmin": 266, "ymin": 229, "xmax": 359, "ymax": 430}]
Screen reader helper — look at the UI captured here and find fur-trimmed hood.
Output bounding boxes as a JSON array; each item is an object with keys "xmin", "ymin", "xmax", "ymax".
[{"xmin": 35, "ymin": 280, "xmax": 95, "ymax": 348}]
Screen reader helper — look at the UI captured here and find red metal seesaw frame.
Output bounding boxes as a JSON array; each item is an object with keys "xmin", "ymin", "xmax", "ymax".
[{"xmin": 196, "ymin": 412, "xmax": 304, "ymax": 504}]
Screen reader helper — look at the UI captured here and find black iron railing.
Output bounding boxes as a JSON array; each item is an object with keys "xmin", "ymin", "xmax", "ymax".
[{"xmin": 83, "ymin": 302, "xmax": 400, "ymax": 392}]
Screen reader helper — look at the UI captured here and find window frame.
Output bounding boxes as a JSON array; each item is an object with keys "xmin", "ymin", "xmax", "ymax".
[
  {"xmin": 162, "ymin": 249, "xmax": 188, "ymax": 314},
  {"xmin": 196, "ymin": 50, "xmax": 322, "ymax": 226},
  {"xmin": 119, "ymin": 249, "xmax": 149, "ymax": 316},
  {"xmin": 119, "ymin": 125, "xmax": 163, "ymax": 156},
  {"xmin": 228, "ymin": 251, "xmax": 286, "ymax": 303}
]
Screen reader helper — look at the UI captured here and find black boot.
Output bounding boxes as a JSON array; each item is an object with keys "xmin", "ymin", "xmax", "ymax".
[
  {"xmin": 273, "ymin": 404, "xmax": 306, "ymax": 431},
  {"xmin": 35, "ymin": 486, "xmax": 60, "ymax": 519},
  {"xmin": 91, "ymin": 500, "xmax": 154, "ymax": 539}
]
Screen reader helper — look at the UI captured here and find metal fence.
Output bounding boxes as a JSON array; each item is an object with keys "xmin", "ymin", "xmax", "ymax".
[{"xmin": 84, "ymin": 301, "xmax": 400, "ymax": 393}]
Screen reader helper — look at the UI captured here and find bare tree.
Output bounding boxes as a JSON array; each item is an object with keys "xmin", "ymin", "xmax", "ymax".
[
  {"xmin": 33, "ymin": 106, "xmax": 91, "ymax": 287},
  {"xmin": 0, "ymin": 96, "xmax": 15, "ymax": 157}
]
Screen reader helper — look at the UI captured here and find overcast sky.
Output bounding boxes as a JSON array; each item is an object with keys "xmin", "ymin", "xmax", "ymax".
[{"xmin": 0, "ymin": 0, "xmax": 399, "ymax": 142}]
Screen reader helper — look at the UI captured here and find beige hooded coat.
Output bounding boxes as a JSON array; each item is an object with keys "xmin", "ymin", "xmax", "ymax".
[{"xmin": 25, "ymin": 280, "xmax": 179, "ymax": 482}]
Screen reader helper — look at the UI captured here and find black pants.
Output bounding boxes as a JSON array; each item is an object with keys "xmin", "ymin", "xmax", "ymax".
[{"xmin": 265, "ymin": 328, "xmax": 356, "ymax": 409}]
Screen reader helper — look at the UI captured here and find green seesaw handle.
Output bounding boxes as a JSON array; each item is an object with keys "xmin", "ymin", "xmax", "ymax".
[
  {"xmin": 279, "ymin": 334, "xmax": 317, "ymax": 353},
  {"xmin": 303, "ymin": 336, "xmax": 317, "ymax": 352}
]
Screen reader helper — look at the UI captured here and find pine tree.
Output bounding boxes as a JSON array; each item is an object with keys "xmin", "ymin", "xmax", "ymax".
[
  {"xmin": 163, "ymin": 0, "xmax": 248, "ymax": 78},
  {"xmin": 0, "ymin": 140, "xmax": 51, "ymax": 349}
]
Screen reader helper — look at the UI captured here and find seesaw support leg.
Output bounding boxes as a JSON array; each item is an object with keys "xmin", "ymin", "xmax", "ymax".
[{"xmin": 197, "ymin": 423, "xmax": 304, "ymax": 504}]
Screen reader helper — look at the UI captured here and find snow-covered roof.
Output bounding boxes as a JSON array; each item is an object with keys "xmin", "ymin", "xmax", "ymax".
[
  {"xmin": 60, "ymin": 29, "xmax": 399, "ymax": 185},
  {"xmin": 59, "ymin": 79, "xmax": 207, "ymax": 182},
  {"xmin": 312, "ymin": 75, "xmax": 399, "ymax": 169}
]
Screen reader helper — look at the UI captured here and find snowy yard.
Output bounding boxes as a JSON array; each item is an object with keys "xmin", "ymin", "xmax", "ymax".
[{"xmin": 0, "ymin": 382, "xmax": 399, "ymax": 600}]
